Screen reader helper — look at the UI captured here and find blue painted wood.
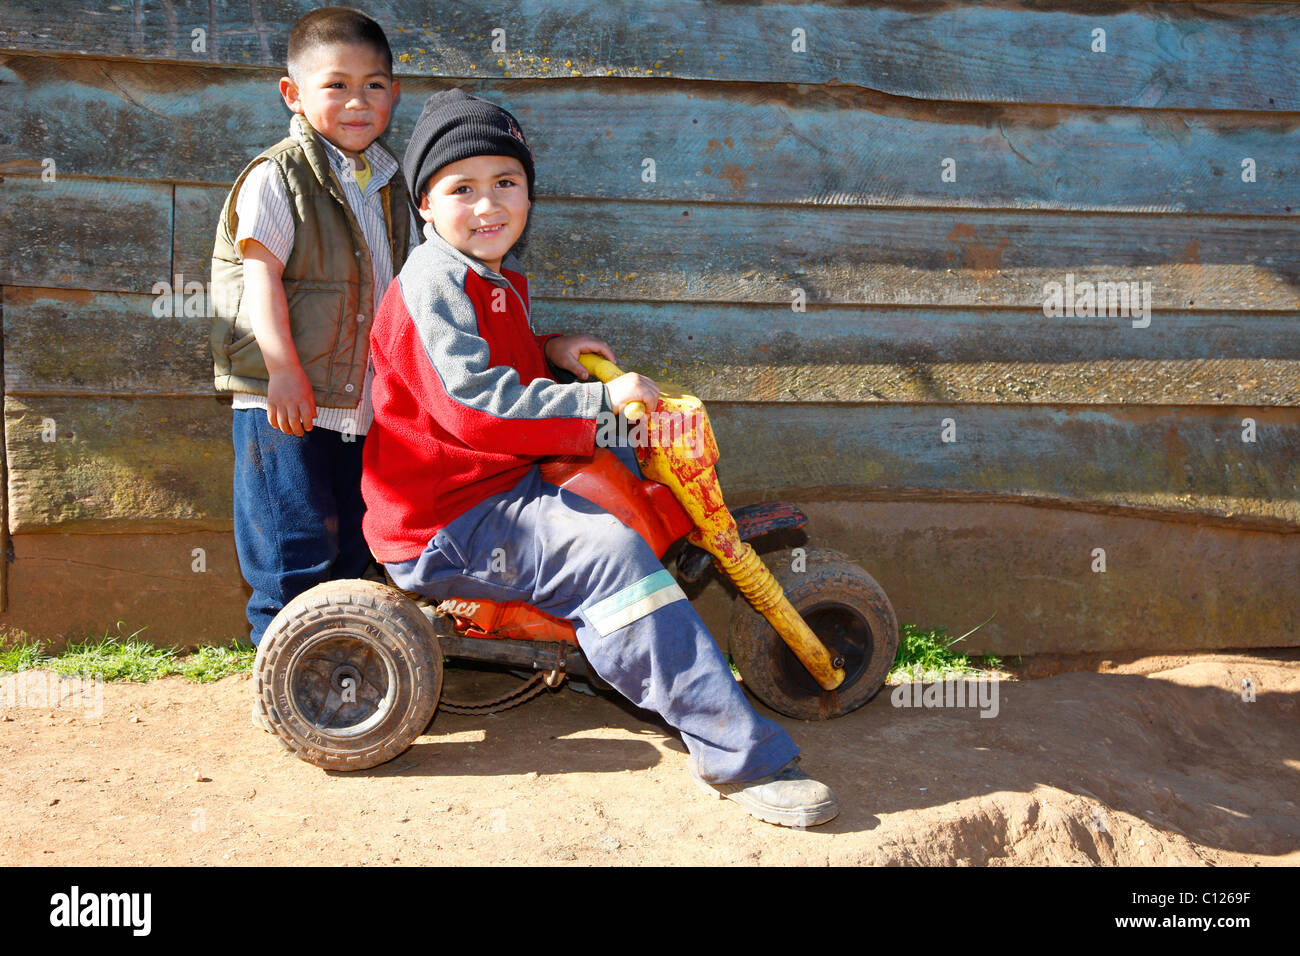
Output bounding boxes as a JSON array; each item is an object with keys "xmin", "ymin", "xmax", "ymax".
[
  {"xmin": 0, "ymin": 1, "xmax": 1294, "ymax": 110},
  {"xmin": 171, "ymin": 185, "xmax": 1300, "ymax": 309},
  {"xmin": 6, "ymin": 394, "xmax": 1296, "ymax": 529},
  {"xmin": 708, "ymin": 401, "xmax": 1300, "ymax": 530},
  {"xmin": 539, "ymin": 300, "xmax": 1300, "ymax": 406},
  {"xmin": 0, "ymin": 177, "xmax": 171, "ymax": 292},
  {"xmin": 7, "ymin": 285, "xmax": 1296, "ymax": 406},
  {"xmin": 2, "ymin": 287, "xmax": 209, "ymax": 396},
  {"xmin": 2, "ymin": 1, "xmax": 1296, "ymax": 651},
  {"xmin": 540, "ymin": 301, "xmax": 1300, "ymax": 365},
  {"xmin": 3, "ymin": 53, "xmax": 1296, "ymax": 214},
  {"xmin": 9, "ymin": 285, "xmax": 1296, "ymax": 405}
]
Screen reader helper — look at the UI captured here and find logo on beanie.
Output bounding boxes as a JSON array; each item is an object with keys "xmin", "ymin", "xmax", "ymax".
[{"xmin": 505, "ymin": 117, "xmax": 528, "ymax": 146}]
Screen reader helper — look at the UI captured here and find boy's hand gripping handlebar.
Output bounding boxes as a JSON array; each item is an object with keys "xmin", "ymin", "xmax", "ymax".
[
  {"xmin": 578, "ymin": 353, "xmax": 846, "ymax": 691},
  {"xmin": 578, "ymin": 353, "xmax": 648, "ymax": 420}
]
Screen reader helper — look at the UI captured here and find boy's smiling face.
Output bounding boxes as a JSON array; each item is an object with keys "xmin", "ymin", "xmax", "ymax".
[
  {"xmin": 280, "ymin": 42, "xmax": 397, "ymax": 161},
  {"xmin": 419, "ymin": 155, "xmax": 531, "ymax": 274}
]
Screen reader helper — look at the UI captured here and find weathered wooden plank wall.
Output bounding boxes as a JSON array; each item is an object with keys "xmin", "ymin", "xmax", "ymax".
[
  {"xmin": 0, "ymin": 0, "xmax": 1295, "ymax": 652},
  {"xmin": 2, "ymin": 1, "xmax": 1295, "ymax": 109}
]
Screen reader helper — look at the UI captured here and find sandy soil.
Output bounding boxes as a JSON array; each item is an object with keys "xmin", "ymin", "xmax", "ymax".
[{"xmin": 1, "ymin": 650, "xmax": 1296, "ymax": 866}]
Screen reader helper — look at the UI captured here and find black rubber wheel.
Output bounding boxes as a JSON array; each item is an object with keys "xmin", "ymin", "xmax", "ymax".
[
  {"xmin": 255, "ymin": 580, "xmax": 442, "ymax": 771},
  {"xmin": 729, "ymin": 548, "xmax": 899, "ymax": 721}
]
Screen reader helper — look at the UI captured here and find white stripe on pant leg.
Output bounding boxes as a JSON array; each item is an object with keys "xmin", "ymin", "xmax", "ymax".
[{"xmin": 584, "ymin": 570, "xmax": 688, "ymax": 637}]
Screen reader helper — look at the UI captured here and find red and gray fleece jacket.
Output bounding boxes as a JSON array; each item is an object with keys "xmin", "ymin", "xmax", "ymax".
[{"xmin": 361, "ymin": 229, "xmax": 607, "ymax": 563}]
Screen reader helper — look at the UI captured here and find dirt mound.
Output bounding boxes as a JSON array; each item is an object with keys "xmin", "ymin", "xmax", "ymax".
[
  {"xmin": 869, "ymin": 790, "xmax": 1205, "ymax": 866},
  {"xmin": 1, "ymin": 653, "xmax": 1295, "ymax": 865}
]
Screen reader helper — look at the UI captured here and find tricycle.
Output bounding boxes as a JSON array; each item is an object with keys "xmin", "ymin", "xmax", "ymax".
[{"xmin": 254, "ymin": 357, "xmax": 899, "ymax": 770}]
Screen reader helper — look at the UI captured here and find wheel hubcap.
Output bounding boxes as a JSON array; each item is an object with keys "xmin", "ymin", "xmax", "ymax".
[{"xmin": 288, "ymin": 632, "xmax": 395, "ymax": 737}]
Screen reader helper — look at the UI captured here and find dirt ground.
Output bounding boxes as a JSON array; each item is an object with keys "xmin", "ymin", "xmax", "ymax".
[{"xmin": 2, "ymin": 650, "xmax": 1297, "ymax": 866}]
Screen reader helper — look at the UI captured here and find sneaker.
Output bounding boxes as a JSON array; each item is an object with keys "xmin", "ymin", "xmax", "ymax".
[{"xmin": 691, "ymin": 757, "xmax": 839, "ymax": 828}]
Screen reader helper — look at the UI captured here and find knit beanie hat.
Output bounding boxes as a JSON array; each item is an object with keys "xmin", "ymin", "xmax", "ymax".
[{"xmin": 403, "ymin": 89, "xmax": 535, "ymax": 202}]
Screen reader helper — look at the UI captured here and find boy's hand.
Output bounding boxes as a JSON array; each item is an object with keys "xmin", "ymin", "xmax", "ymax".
[
  {"xmin": 266, "ymin": 365, "xmax": 317, "ymax": 436},
  {"xmin": 606, "ymin": 372, "xmax": 659, "ymax": 417},
  {"xmin": 544, "ymin": 334, "xmax": 615, "ymax": 380}
]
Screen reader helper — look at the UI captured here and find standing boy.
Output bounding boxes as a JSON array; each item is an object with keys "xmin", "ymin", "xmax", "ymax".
[
  {"xmin": 361, "ymin": 89, "xmax": 840, "ymax": 828},
  {"xmin": 210, "ymin": 7, "xmax": 415, "ymax": 647}
]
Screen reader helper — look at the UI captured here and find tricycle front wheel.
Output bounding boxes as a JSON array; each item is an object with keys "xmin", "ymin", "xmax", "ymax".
[{"xmin": 728, "ymin": 548, "xmax": 898, "ymax": 720}]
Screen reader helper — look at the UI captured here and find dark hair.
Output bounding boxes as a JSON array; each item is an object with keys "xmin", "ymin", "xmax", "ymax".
[{"xmin": 287, "ymin": 7, "xmax": 392, "ymax": 82}]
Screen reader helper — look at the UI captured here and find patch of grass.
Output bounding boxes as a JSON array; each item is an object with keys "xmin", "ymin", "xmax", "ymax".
[
  {"xmin": 0, "ymin": 640, "xmax": 46, "ymax": 674},
  {"xmin": 888, "ymin": 616, "xmax": 1001, "ymax": 683},
  {"xmin": 178, "ymin": 641, "xmax": 256, "ymax": 682},
  {"xmin": 50, "ymin": 626, "xmax": 180, "ymax": 682},
  {"xmin": 2, "ymin": 623, "xmax": 256, "ymax": 683}
]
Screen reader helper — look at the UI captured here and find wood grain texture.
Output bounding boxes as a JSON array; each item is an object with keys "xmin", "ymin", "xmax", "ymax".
[
  {"xmin": 172, "ymin": 185, "xmax": 221, "ymax": 293},
  {"xmin": 704, "ymin": 401, "xmax": 1300, "ymax": 531},
  {"xmin": 0, "ymin": 531, "xmax": 249, "ymax": 647},
  {"xmin": 3, "ymin": 54, "xmax": 1296, "ymax": 214},
  {"xmin": 2, "ymin": 507, "xmax": 1295, "ymax": 653},
  {"xmin": 3, "ymin": 286, "xmax": 212, "ymax": 396},
  {"xmin": 5, "ymin": 394, "xmax": 1295, "ymax": 530},
  {"xmin": 0, "ymin": 1, "xmax": 1295, "ymax": 110},
  {"xmin": 685, "ymin": 499, "xmax": 1300, "ymax": 655},
  {"xmin": 5, "ymin": 395, "xmax": 232, "ymax": 533},
  {"xmin": 0, "ymin": 177, "xmax": 171, "ymax": 292},
  {"xmin": 7, "ymin": 286, "xmax": 1298, "ymax": 405},
  {"xmin": 4, "ymin": 508, "xmax": 1294, "ymax": 653},
  {"xmin": 0, "ymin": 290, "xmax": 6, "ymax": 612},
  {"xmin": 541, "ymin": 301, "xmax": 1300, "ymax": 406},
  {"xmin": 174, "ymin": 186, "xmax": 1300, "ymax": 309},
  {"xmin": 2, "ymin": 2, "xmax": 1296, "ymax": 654},
  {"xmin": 796, "ymin": 500, "xmax": 1300, "ymax": 653}
]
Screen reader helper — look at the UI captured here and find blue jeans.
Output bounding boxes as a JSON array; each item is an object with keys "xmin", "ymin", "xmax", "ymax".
[
  {"xmin": 385, "ymin": 444, "xmax": 799, "ymax": 784},
  {"xmin": 232, "ymin": 408, "xmax": 373, "ymax": 645}
]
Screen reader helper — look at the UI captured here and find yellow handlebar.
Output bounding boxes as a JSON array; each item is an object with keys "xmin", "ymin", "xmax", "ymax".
[
  {"xmin": 578, "ymin": 353, "xmax": 646, "ymax": 420},
  {"xmin": 577, "ymin": 352, "xmax": 844, "ymax": 690}
]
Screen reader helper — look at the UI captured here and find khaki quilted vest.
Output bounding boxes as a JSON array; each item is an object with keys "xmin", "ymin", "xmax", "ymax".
[{"xmin": 210, "ymin": 114, "xmax": 411, "ymax": 407}]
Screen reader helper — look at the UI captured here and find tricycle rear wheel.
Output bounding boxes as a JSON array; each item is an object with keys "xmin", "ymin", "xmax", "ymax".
[{"xmin": 728, "ymin": 548, "xmax": 898, "ymax": 720}]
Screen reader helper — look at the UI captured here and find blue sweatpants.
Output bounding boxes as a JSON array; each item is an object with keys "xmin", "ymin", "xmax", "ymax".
[
  {"xmin": 385, "ymin": 444, "xmax": 799, "ymax": 784},
  {"xmin": 232, "ymin": 408, "xmax": 374, "ymax": 645}
]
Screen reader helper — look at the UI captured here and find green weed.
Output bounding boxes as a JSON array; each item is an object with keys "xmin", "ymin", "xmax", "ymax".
[
  {"xmin": 2, "ymin": 623, "xmax": 254, "ymax": 683},
  {"xmin": 50, "ymin": 626, "xmax": 179, "ymax": 682},
  {"xmin": 0, "ymin": 639, "xmax": 46, "ymax": 674},
  {"xmin": 178, "ymin": 642, "xmax": 256, "ymax": 683},
  {"xmin": 887, "ymin": 615, "xmax": 1002, "ymax": 683}
]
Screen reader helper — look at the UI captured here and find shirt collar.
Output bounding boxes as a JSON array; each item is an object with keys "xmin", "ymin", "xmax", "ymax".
[{"xmin": 291, "ymin": 119, "xmax": 397, "ymax": 195}]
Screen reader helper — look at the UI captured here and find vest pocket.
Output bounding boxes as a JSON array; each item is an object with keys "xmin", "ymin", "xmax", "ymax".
[
  {"xmin": 226, "ymin": 329, "xmax": 258, "ymax": 357},
  {"xmin": 225, "ymin": 328, "xmax": 266, "ymax": 379},
  {"xmin": 286, "ymin": 287, "xmax": 350, "ymax": 367}
]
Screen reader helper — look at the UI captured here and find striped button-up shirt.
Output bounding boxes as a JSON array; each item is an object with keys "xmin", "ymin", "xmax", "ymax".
[{"xmin": 231, "ymin": 122, "xmax": 419, "ymax": 435}]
